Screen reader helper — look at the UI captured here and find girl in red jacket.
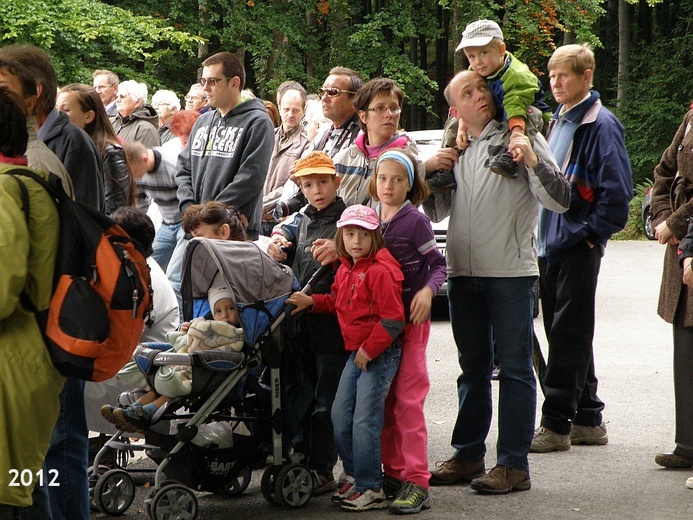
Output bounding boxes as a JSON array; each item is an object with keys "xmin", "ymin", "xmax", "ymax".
[{"xmin": 288, "ymin": 204, "xmax": 405, "ymax": 512}]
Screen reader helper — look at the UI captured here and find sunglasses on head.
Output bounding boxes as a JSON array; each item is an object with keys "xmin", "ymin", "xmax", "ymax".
[{"xmin": 319, "ymin": 87, "xmax": 357, "ymax": 98}]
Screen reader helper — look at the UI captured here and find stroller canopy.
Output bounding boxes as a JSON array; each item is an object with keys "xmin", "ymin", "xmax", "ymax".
[{"xmin": 181, "ymin": 239, "xmax": 295, "ymax": 345}]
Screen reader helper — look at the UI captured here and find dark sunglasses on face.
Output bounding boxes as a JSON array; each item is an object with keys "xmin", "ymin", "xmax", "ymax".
[{"xmin": 319, "ymin": 87, "xmax": 357, "ymax": 98}]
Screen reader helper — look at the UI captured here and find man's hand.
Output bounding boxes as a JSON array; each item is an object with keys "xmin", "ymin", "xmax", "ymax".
[
  {"xmin": 509, "ymin": 132, "xmax": 538, "ymax": 169},
  {"xmin": 312, "ymin": 238, "xmax": 338, "ymax": 265},
  {"xmin": 267, "ymin": 235, "xmax": 291, "ymax": 262},
  {"xmin": 655, "ymin": 221, "xmax": 679, "ymax": 245},
  {"xmin": 425, "ymin": 148, "xmax": 460, "ymax": 177}
]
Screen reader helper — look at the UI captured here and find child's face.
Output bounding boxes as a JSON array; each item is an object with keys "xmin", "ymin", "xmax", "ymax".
[
  {"xmin": 192, "ymin": 223, "xmax": 230, "ymax": 240},
  {"xmin": 213, "ymin": 298, "xmax": 240, "ymax": 326},
  {"xmin": 376, "ymin": 160, "xmax": 410, "ymax": 208},
  {"xmin": 299, "ymin": 174, "xmax": 339, "ymax": 211},
  {"xmin": 463, "ymin": 42, "xmax": 506, "ymax": 78},
  {"xmin": 342, "ymin": 226, "xmax": 374, "ymax": 262}
]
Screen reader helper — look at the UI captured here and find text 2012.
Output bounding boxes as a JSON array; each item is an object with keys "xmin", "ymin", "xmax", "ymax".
[{"xmin": 8, "ymin": 469, "xmax": 59, "ymax": 487}]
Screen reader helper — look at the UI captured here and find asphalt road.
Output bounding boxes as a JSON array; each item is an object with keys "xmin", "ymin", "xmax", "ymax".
[{"xmin": 91, "ymin": 240, "xmax": 693, "ymax": 519}]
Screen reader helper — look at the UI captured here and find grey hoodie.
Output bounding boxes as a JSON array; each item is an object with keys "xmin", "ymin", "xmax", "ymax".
[{"xmin": 176, "ymin": 98, "xmax": 274, "ymax": 239}]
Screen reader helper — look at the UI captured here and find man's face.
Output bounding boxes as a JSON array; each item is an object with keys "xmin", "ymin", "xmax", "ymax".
[
  {"xmin": 152, "ymin": 101, "xmax": 177, "ymax": 125},
  {"xmin": 116, "ymin": 89, "xmax": 141, "ymax": 117},
  {"xmin": 93, "ymin": 74, "xmax": 117, "ymax": 106},
  {"xmin": 321, "ymin": 74, "xmax": 356, "ymax": 126},
  {"xmin": 463, "ymin": 42, "xmax": 506, "ymax": 78},
  {"xmin": 185, "ymin": 87, "xmax": 208, "ymax": 111},
  {"xmin": 549, "ymin": 63, "xmax": 591, "ymax": 111},
  {"xmin": 201, "ymin": 63, "xmax": 238, "ymax": 115},
  {"xmin": 449, "ymin": 72, "xmax": 496, "ymax": 130},
  {"xmin": 279, "ymin": 89, "xmax": 305, "ymax": 132}
]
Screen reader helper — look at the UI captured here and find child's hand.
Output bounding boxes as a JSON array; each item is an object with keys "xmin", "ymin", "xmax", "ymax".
[
  {"xmin": 179, "ymin": 321, "xmax": 191, "ymax": 333},
  {"xmin": 509, "ymin": 133, "xmax": 538, "ymax": 169},
  {"xmin": 286, "ymin": 291, "xmax": 314, "ymax": 315},
  {"xmin": 354, "ymin": 349, "xmax": 370, "ymax": 371},
  {"xmin": 311, "ymin": 238, "xmax": 338, "ymax": 265},
  {"xmin": 268, "ymin": 236, "xmax": 291, "ymax": 262},
  {"xmin": 410, "ymin": 287, "xmax": 434, "ymax": 324},
  {"xmin": 455, "ymin": 121, "xmax": 469, "ymax": 150}
]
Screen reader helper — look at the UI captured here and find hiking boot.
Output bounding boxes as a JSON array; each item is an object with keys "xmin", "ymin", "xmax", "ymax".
[
  {"xmin": 331, "ymin": 479, "xmax": 356, "ymax": 504},
  {"xmin": 383, "ymin": 473, "xmax": 403, "ymax": 499},
  {"xmin": 426, "ymin": 169, "xmax": 457, "ymax": 193},
  {"xmin": 429, "ymin": 456, "xmax": 485, "ymax": 486},
  {"xmin": 530, "ymin": 426, "xmax": 570, "ymax": 453},
  {"xmin": 489, "ymin": 151, "xmax": 519, "ymax": 178},
  {"xmin": 470, "ymin": 465, "xmax": 531, "ymax": 494},
  {"xmin": 570, "ymin": 422, "xmax": 608, "ymax": 445},
  {"xmin": 311, "ymin": 470, "xmax": 338, "ymax": 496},
  {"xmin": 340, "ymin": 488, "xmax": 388, "ymax": 511},
  {"xmin": 655, "ymin": 452, "xmax": 693, "ymax": 469},
  {"xmin": 390, "ymin": 482, "xmax": 431, "ymax": 515},
  {"xmin": 112, "ymin": 405, "xmax": 154, "ymax": 434}
]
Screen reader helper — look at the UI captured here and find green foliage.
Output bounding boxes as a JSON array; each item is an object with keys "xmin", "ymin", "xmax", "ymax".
[
  {"xmin": 613, "ymin": 180, "xmax": 652, "ymax": 240},
  {"xmin": 0, "ymin": 0, "xmax": 201, "ymax": 94}
]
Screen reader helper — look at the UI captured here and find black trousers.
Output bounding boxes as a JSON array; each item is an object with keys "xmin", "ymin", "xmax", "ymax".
[{"xmin": 539, "ymin": 242, "xmax": 604, "ymax": 435}]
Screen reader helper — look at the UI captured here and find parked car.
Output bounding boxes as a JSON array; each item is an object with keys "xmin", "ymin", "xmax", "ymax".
[{"xmin": 642, "ymin": 186, "xmax": 656, "ymax": 240}]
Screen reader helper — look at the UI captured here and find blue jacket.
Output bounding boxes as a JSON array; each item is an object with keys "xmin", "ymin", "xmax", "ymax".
[{"xmin": 538, "ymin": 91, "xmax": 633, "ymax": 265}]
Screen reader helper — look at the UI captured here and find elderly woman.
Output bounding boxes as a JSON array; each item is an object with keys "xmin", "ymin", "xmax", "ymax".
[
  {"xmin": 0, "ymin": 86, "xmax": 64, "ymax": 516},
  {"xmin": 151, "ymin": 89, "xmax": 181, "ymax": 144},
  {"xmin": 334, "ymin": 77, "xmax": 423, "ymax": 207},
  {"xmin": 652, "ymin": 109, "xmax": 693, "ymax": 471},
  {"xmin": 112, "ymin": 79, "xmax": 161, "ymax": 147}
]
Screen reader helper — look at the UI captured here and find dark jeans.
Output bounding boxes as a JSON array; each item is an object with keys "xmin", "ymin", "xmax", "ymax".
[
  {"xmin": 539, "ymin": 242, "xmax": 604, "ymax": 435},
  {"xmin": 673, "ymin": 325, "xmax": 693, "ymax": 457},
  {"xmin": 448, "ymin": 275, "xmax": 536, "ymax": 472}
]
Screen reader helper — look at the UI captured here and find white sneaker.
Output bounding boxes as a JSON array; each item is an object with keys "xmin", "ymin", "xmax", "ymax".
[
  {"xmin": 686, "ymin": 476, "xmax": 693, "ymax": 490},
  {"xmin": 331, "ymin": 479, "xmax": 356, "ymax": 504},
  {"xmin": 340, "ymin": 488, "xmax": 388, "ymax": 511}
]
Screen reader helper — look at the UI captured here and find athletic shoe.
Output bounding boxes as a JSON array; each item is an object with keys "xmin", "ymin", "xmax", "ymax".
[
  {"xmin": 530, "ymin": 426, "xmax": 570, "ymax": 453},
  {"xmin": 112, "ymin": 405, "xmax": 154, "ymax": 434},
  {"xmin": 570, "ymin": 422, "xmax": 608, "ymax": 445},
  {"xmin": 489, "ymin": 151, "xmax": 519, "ymax": 178},
  {"xmin": 311, "ymin": 470, "xmax": 338, "ymax": 496},
  {"xmin": 383, "ymin": 473, "xmax": 403, "ymax": 499},
  {"xmin": 331, "ymin": 479, "xmax": 356, "ymax": 504},
  {"xmin": 340, "ymin": 488, "xmax": 388, "ymax": 511},
  {"xmin": 686, "ymin": 476, "xmax": 693, "ymax": 489},
  {"xmin": 470, "ymin": 465, "xmax": 531, "ymax": 495},
  {"xmin": 390, "ymin": 482, "xmax": 431, "ymax": 514}
]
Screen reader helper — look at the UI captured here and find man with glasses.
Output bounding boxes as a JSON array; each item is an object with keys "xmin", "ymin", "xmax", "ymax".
[
  {"xmin": 176, "ymin": 51, "xmax": 273, "ymax": 242},
  {"xmin": 92, "ymin": 69, "xmax": 119, "ymax": 118},
  {"xmin": 185, "ymin": 83, "xmax": 210, "ymax": 114}
]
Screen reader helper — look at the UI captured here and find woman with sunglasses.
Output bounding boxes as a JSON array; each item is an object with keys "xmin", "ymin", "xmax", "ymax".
[{"xmin": 333, "ymin": 77, "xmax": 424, "ymax": 207}]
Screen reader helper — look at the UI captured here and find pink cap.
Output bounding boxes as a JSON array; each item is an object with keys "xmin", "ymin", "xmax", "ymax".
[{"xmin": 337, "ymin": 204, "xmax": 380, "ymax": 230}]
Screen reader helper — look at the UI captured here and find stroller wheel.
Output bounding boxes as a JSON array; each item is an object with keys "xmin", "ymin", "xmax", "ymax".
[
  {"xmin": 220, "ymin": 465, "xmax": 252, "ymax": 496},
  {"xmin": 147, "ymin": 483, "xmax": 198, "ymax": 520},
  {"xmin": 261, "ymin": 466, "xmax": 280, "ymax": 505},
  {"xmin": 88, "ymin": 465, "xmax": 112, "ymax": 512},
  {"xmin": 275, "ymin": 463, "xmax": 313, "ymax": 509},
  {"xmin": 93, "ymin": 469, "xmax": 136, "ymax": 515}
]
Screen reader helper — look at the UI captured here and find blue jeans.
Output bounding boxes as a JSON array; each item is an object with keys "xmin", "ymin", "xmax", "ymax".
[
  {"xmin": 41, "ymin": 378, "xmax": 89, "ymax": 520},
  {"xmin": 332, "ymin": 345, "xmax": 401, "ymax": 493},
  {"xmin": 448, "ymin": 276, "xmax": 536, "ymax": 472},
  {"xmin": 151, "ymin": 222, "xmax": 184, "ymax": 273}
]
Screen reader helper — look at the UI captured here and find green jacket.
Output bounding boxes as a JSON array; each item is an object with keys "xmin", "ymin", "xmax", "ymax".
[{"xmin": 0, "ymin": 164, "xmax": 64, "ymax": 507}]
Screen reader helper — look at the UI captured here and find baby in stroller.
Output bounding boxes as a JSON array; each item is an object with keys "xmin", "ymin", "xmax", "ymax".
[{"xmin": 100, "ymin": 273, "xmax": 244, "ymax": 434}]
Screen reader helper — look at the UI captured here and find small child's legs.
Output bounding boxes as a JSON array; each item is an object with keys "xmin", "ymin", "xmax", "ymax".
[
  {"xmin": 381, "ymin": 322, "xmax": 432, "ymax": 490},
  {"xmin": 331, "ymin": 345, "xmax": 401, "ymax": 493}
]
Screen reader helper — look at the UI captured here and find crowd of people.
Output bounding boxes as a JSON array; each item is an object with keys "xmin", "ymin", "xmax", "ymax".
[{"xmin": 23, "ymin": 15, "xmax": 693, "ymax": 518}]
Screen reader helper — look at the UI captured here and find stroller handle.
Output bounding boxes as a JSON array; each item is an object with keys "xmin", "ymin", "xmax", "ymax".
[{"xmin": 301, "ymin": 264, "xmax": 333, "ymax": 294}]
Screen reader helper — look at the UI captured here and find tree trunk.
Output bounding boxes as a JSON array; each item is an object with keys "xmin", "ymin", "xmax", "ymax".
[
  {"xmin": 435, "ymin": 2, "xmax": 450, "ymax": 127},
  {"xmin": 617, "ymin": 0, "xmax": 631, "ymax": 106}
]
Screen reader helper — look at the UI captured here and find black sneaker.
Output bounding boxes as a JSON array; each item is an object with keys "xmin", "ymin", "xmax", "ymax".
[
  {"xmin": 383, "ymin": 473, "xmax": 403, "ymax": 499},
  {"xmin": 426, "ymin": 169, "xmax": 457, "ymax": 193},
  {"xmin": 490, "ymin": 151, "xmax": 518, "ymax": 178}
]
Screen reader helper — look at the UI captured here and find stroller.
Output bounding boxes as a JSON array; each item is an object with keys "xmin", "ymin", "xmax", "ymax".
[{"xmin": 89, "ymin": 238, "xmax": 326, "ymax": 518}]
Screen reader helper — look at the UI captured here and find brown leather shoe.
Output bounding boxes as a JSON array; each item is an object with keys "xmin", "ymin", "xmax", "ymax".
[
  {"xmin": 470, "ymin": 465, "xmax": 531, "ymax": 494},
  {"xmin": 655, "ymin": 452, "xmax": 693, "ymax": 468},
  {"xmin": 429, "ymin": 456, "xmax": 485, "ymax": 486}
]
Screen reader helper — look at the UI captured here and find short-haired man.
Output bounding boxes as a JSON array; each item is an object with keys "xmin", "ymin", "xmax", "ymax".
[
  {"xmin": 92, "ymin": 69, "xmax": 119, "ymax": 118},
  {"xmin": 176, "ymin": 51, "xmax": 274, "ymax": 241},
  {"xmin": 0, "ymin": 44, "xmax": 104, "ymax": 212},
  {"xmin": 261, "ymin": 84, "xmax": 310, "ymax": 235},
  {"xmin": 185, "ymin": 83, "xmax": 210, "ymax": 114},
  {"xmin": 425, "ymin": 71, "xmax": 570, "ymax": 494},
  {"xmin": 113, "ymin": 80, "xmax": 160, "ymax": 148},
  {"xmin": 151, "ymin": 89, "xmax": 181, "ymax": 144},
  {"xmin": 530, "ymin": 45, "xmax": 633, "ymax": 453}
]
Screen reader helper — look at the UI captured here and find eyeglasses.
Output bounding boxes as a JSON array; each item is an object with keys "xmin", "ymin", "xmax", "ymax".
[
  {"xmin": 152, "ymin": 102, "xmax": 170, "ymax": 108},
  {"xmin": 94, "ymin": 84, "xmax": 115, "ymax": 91},
  {"xmin": 199, "ymin": 77, "xmax": 230, "ymax": 87},
  {"xmin": 364, "ymin": 106, "xmax": 401, "ymax": 115},
  {"xmin": 319, "ymin": 87, "xmax": 356, "ymax": 98}
]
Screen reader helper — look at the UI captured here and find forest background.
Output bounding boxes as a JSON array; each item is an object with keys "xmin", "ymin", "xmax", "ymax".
[{"xmin": 1, "ymin": 0, "xmax": 692, "ymax": 187}]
